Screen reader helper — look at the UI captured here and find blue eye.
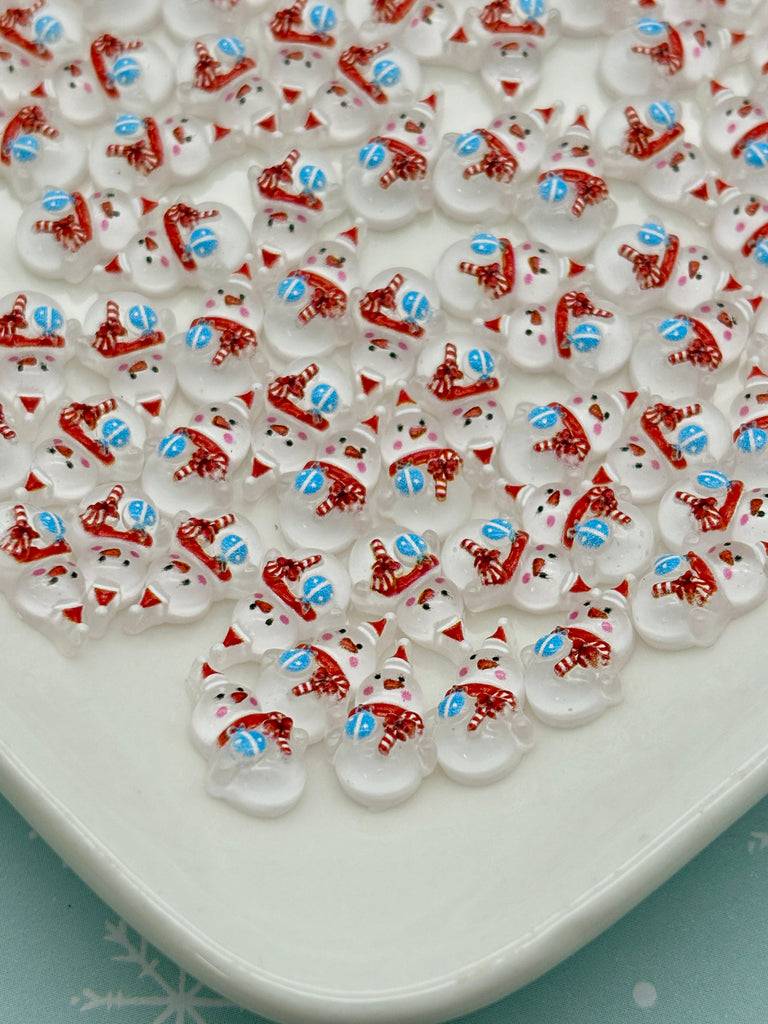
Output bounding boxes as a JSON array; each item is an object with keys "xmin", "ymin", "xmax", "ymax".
[
  {"xmin": 345, "ymin": 709, "xmax": 376, "ymax": 739},
  {"xmin": 528, "ymin": 405, "xmax": 559, "ymax": 430},
  {"xmin": 538, "ymin": 174, "xmax": 568, "ymax": 204},
  {"xmin": 187, "ymin": 227, "xmax": 218, "ymax": 258},
  {"xmin": 220, "ymin": 533, "xmax": 248, "ymax": 564},
  {"xmin": 279, "ymin": 648, "xmax": 313, "ymax": 672},
  {"xmin": 470, "ymin": 232, "xmax": 500, "ymax": 256},
  {"xmin": 454, "ymin": 131, "xmax": 481, "ymax": 156},
  {"xmin": 535, "ymin": 631, "xmax": 565, "ymax": 658},
  {"xmin": 101, "ymin": 418, "xmax": 131, "ymax": 449},
  {"xmin": 438, "ymin": 690, "xmax": 465, "ymax": 718},
  {"xmin": 654, "ymin": 554, "xmax": 683, "ymax": 575},
  {"xmin": 482, "ymin": 518, "xmax": 515, "ymax": 541},
  {"xmin": 294, "ymin": 466, "xmax": 325, "ymax": 494},
  {"xmin": 394, "ymin": 466, "xmax": 424, "ymax": 496},
  {"xmin": 186, "ymin": 322, "xmax": 212, "ymax": 349},
  {"xmin": 302, "ymin": 574, "xmax": 333, "ymax": 605}
]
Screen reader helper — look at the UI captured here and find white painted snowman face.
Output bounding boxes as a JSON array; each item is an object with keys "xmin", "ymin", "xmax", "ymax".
[
  {"xmin": 216, "ymin": 73, "xmax": 281, "ymax": 136},
  {"xmin": 50, "ymin": 58, "xmax": 107, "ymax": 124},
  {"xmin": 379, "ymin": 96, "xmax": 438, "ymax": 153},
  {"xmin": 251, "ymin": 415, "xmax": 318, "ymax": 479},
  {"xmin": 567, "ymin": 390, "xmax": 629, "ymax": 455},
  {"xmin": 444, "ymin": 397, "xmax": 505, "ymax": 457},
  {"xmin": 397, "ymin": 0, "xmax": 460, "ymax": 60},
  {"xmin": 80, "ymin": 539, "xmax": 148, "ymax": 597},
  {"xmin": 480, "ymin": 37, "xmax": 542, "ymax": 103},
  {"xmin": 706, "ymin": 539, "xmax": 768, "ymax": 611},
  {"xmin": 641, "ymin": 141, "xmax": 705, "ymax": 203},
  {"xmin": 397, "ymin": 576, "xmax": 463, "ymax": 643},
  {"xmin": 519, "ymin": 482, "xmax": 575, "ymax": 543},
  {"xmin": 703, "ymin": 87, "xmax": 767, "ymax": 157},
  {"xmin": 269, "ymin": 44, "xmax": 335, "ymax": 102},
  {"xmin": 318, "ymin": 424, "xmax": 381, "ymax": 482},
  {"xmin": 89, "ymin": 190, "xmax": 148, "ymax": 254},
  {"xmin": 186, "ymin": 401, "xmax": 251, "ymax": 463},
  {"xmin": 380, "ymin": 402, "xmax": 442, "ymax": 465},
  {"xmin": 455, "ymin": 642, "xmax": 517, "ymax": 690},
  {"xmin": 253, "ymin": 203, "xmax": 316, "ymax": 263},
  {"xmin": 107, "ymin": 348, "xmax": 175, "ymax": 421},
  {"xmin": 486, "ymin": 108, "xmax": 553, "ymax": 176},
  {"xmin": 15, "ymin": 559, "xmax": 86, "ymax": 629},
  {"xmin": 352, "ymin": 329, "xmax": 416, "ymax": 389},
  {"xmin": 310, "ymin": 80, "xmax": 374, "ymax": 143},
  {"xmin": 0, "ymin": 351, "xmax": 65, "ymax": 422},
  {"xmin": 24, "ymin": 437, "xmax": 100, "ymax": 503},
  {"xmin": 142, "ymin": 555, "xmax": 215, "ymax": 619},
  {"xmin": 664, "ymin": 242, "xmax": 728, "ymax": 310},
  {"xmin": 712, "ymin": 190, "xmax": 768, "ymax": 265},
  {"xmin": 565, "ymin": 591, "xmax": 634, "ymax": 662},
  {"xmin": 301, "ymin": 236, "xmax": 357, "ymax": 290},
  {"xmin": 730, "ymin": 374, "xmax": 768, "ymax": 427},
  {"xmin": 191, "ymin": 677, "xmax": 261, "ymax": 752}
]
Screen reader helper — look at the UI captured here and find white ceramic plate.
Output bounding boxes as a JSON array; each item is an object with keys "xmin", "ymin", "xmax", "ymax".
[{"xmin": 2, "ymin": 26, "xmax": 768, "ymax": 1024}]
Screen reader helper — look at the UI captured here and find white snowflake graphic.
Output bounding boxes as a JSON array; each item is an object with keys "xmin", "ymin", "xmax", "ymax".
[{"xmin": 71, "ymin": 919, "xmax": 234, "ymax": 1023}]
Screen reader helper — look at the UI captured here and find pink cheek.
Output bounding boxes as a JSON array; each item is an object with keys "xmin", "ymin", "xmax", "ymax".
[
  {"xmin": 427, "ymin": 431, "xmax": 438, "ymax": 441},
  {"xmin": 538, "ymin": 333, "xmax": 547, "ymax": 345},
  {"xmin": 194, "ymin": 414, "xmax": 204, "ymax": 422},
  {"xmin": 357, "ymin": 461, "xmax": 366, "ymax": 473},
  {"xmin": 80, "ymin": 458, "xmax": 89, "ymax": 468},
  {"xmin": 586, "ymin": 157, "xmax": 595, "ymax": 168},
  {"xmin": 393, "ymin": 439, "xmax": 403, "ymax": 449},
  {"xmin": 417, "ymin": 135, "xmax": 425, "ymax": 146},
  {"xmin": 297, "ymin": 431, "xmax": 308, "ymax": 441},
  {"xmin": 223, "ymin": 432, "xmax": 233, "ymax": 443},
  {"xmin": 727, "ymin": 123, "xmax": 736, "ymax": 133},
  {"xmin": 736, "ymin": 221, "xmax": 746, "ymax": 232},
  {"xmin": 723, "ymin": 330, "xmax": 732, "ymax": 342},
  {"xmin": 160, "ymin": 257, "xmax": 169, "ymax": 267},
  {"xmin": 692, "ymin": 46, "xmax": 701, "ymax": 57},
  {"xmin": 592, "ymin": 423, "xmax": 602, "ymax": 436},
  {"xmin": 546, "ymin": 515, "xmax": 556, "ymax": 528},
  {"xmin": 337, "ymin": 270, "xmax": 346, "ymax": 282},
  {"xmin": 325, "ymin": 445, "xmax": 336, "ymax": 455},
  {"xmin": 677, "ymin": 276, "xmax": 688, "ymax": 286},
  {"xmin": 401, "ymin": 690, "xmax": 412, "ymax": 702},
  {"xmin": 516, "ymin": 142, "xmax": 526, "ymax": 153},
  {"xmin": 405, "ymin": 596, "xmax": 415, "ymax": 606},
  {"xmin": 651, "ymin": 459, "xmax": 661, "ymax": 470},
  {"xmin": 601, "ymin": 621, "xmax": 613, "ymax": 633},
  {"xmin": 521, "ymin": 572, "xmax": 531, "ymax": 583},
  {"xmin": 739, "ymin": 404, "xmax": 749, "ymax": 416},
  {"xmin": 385, "ymin": 121, "xmax": 395, "ymax": 131},
  {"xmin": 205, "ymin": 299, "xmax": 215, "ymax": 308},
  {"xmin": 494, "ymin": 669, "xmax": 506, "ymax": 681},
  {"xmin": 551, "ymin": 151, "xmax": 561, "ymax": 162},
  {"xmin": 84, "ymin": 82, "xmax": 92, "ymax": 93},
  {"xmin": 349, "ymin": 656, "xmax": 358, "ymax": 668},
  {"xmin": 197, "ymin": 574, "xmax": 207, "ymax": 585},
  {"xmin": 740, "ymin": 513, "xmax": 749, "ymax": 525},
  {"xmin": 279, "ymin": 614, "xmax": 290, "ymax": 624},
  {"xmin": 240, "ymin": 306, "xmax": 249, "ymax": 317},
  {"xmin": 459, "ymin": 666, "xmax": 468, "ymax": 677},
  {"xmin": 101, "ymin": 219, "xmax": 109, "ymax": 231},
  {"xmin": 524, "ymin": 273, "xmax": 533, "ymax": 285},
  {"xmin": 249, "ymin": 697, "xmax": 258, "ymax": 706},
  {"xmin": 569, "ymin": 610, "xmax": 578, "ymax": 620},
  {"xmin": 306, "ymin": 255, "xmax": 316, "ymax": 264},
  {"xmin": 723, "ymin": 567, "xmax": 733, "ymax": 580},
  {"xmin": 173, "ymin": 145, "xmax": 181, "ymax": 156},
  {"xmin": 363, "ymin": 685, "xmax": 373, "ymax": 695},
  {"xmin": 353, "ymin": 97, "xmax": 363, "ymax": 107},
  {"xmin": 215, "ymin": 707, "xmax": 228, "ymax": 717}
]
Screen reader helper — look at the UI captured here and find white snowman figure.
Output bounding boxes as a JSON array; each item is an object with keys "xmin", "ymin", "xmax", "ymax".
[
  {"xmin": 593, "ymin": 219, "xmax": 739, "ymax": 315},
  {"xmin": 0, "ymin": 290, "xmax": 74, "ymax": 436},
  {"xmin": 103, "ymin": 198, "xmax": 251, "ymax": 297},
  {"xmin": 44, "ymin": 30, "xmax": 175, "ymax": 125},
  {"xmin": 434, "ymin": 231, "xmax": 586, "ymax": 322},
  {"xmin": 629, "ymin": 294, "xmax": 758, "ymax": 399},
  {"xmin": 631, "ymin": 541, "xmax": 768, "ymax": 650},
  {"xmin": 353, "ymin": 265, "xmax": 443, "ymax": 394},
  {"xmin": 433, "ymin": 105, "xmax": 558, "ymax": 222},
  {"xmin": 278, "ymin": 414, "xmax": 381, "ymax": 551},
  {"xmin": 0, "ymin": 404, "xmax": 31, "ymax": 496},
  {"xmin": 78, "ymin": 292, "xmax": 176, "ymax": 425},
  {"xmin": 515, "ymin": 110, "xmax": 617, "ymax": 257},
  {"xmin": 493, "ymin": 287, "xmax": 632, "ymax": 384},
  {"xmin": 253, "ymin": 614, "xmax": 394, "ymax": 744},
  {"xmin": 604, "ymin": 394, "xmax": 732, "ymax": 504},
  {"xmin": 265, "ymin": 0, "xmax": 349, "ymax": 56},
  {"xmin": 457, "ymin": 0, "xmax": 561, "ymax": 58},
  {"xmin": 499, "ymin": 388, "xmax": 637, "ymax": 487},
  {"xmin": 728, "ymin": 364, "xmax": 768, "ymax": 484},
  {"xmin": 0, "ymin": 0, "xmax": 81, "ymax": 98},
  {"xmin": 208, "ymin": 70, "xmax": 285, "ymax": 146},
  {"xmin": 69, "ymin": 483, "xmax": 162, "ymax": 638},
  {"xmin": 656, "ymin": 467, "xmax": 757, "ymax": 550},
  {"xmin": 344, "ymin": 92, "xmax": 440, "ymax": 230},
  {"xmin": 375, "ymin": 388, "xmax": 473, "ymax": 538},
  {"xmin": 16, "ymin": 187, "xmax": 150, "ymax": 283},
  {"xmin": 415, "ymin": 333, "xmax": 504, "ymax": 413},
  {"xmin": 440, "ymin": 393, "xmax": 506, "ymax": 474},
  {"xmin": 433, "ymin": 621, "xmax": 534, "ymax": 786},
  {"xmin": 204, "ymin": 547, "xmax": 351, "ymax": 667},
  {"xmin": 598, "ymin": 17, "xmax": 744, "ymax": 98},
  {"xmin": 125, "ymin": 509, "xmax": 263, "ymax": 632},
  {"xmin": 249, "ymin": 145, "xmax": 345, "ymax": 266},
  {"xmin": 395, "ymin": 573, "xmax": 471, "ymax": 662},
  {"xmin": 173, "ymin": 264, "xmax": 265, "ymax": 405},
  {"xmin": 595, "ymin": 96, "xmax": 715, "ymax": 223},
  {"xmin": 347, "ymin": 525, "xmax": 441, "ymax": 615},
  {"xmin": 0, "ymin": 500, "xmax": 88, "ymax": 655},
  {"xmin": 330, "ymin": 640, "xmax": 437, "ymax": 810},
  {"xmin": 265, "ymin": 356, "xmax": 357, "ymax": 436},
  {"xmin": 244, "ymin": 412, "xmax": 320, "ymax": 500},
  {"xmin": 362, "ymin": 0, "xmax": 462, "ymax": 64},
  {"xmin": 263, "ymin": 225, "xmax": 361, "ymax": 360},
  {"xmin": 477, "ymin": 35, "xmax": 543, "ymax": 107},
  {"xmin": 440, "ymin": 514, "xmax": 576, "ymax": 614},
  {"xmin": 191, "ymin": 668, "xmax": 309, "ymax": 817},
  {"xmin": 23, "ymin": 395, "xmax": 147, "ymax": 505},
  {"xmin": 89, "ymin": 110, "xmax": 241, "ymax": 195},
  {"xmin": 700, "ymin": 81, "xmax": 768, "ymax": 186},
  {"xmin": 175, "ymin": 33, "xmax": 258, "ymax": 115},
  {"xmin": 142, "ymin": 393, "xmax": 254, "ymax": 516},
  {"xmin": 709, "ymin": 185, "xmax": 768, "ymax": 291},
  {"xmin": 0, "ymin": 100, "xmax": 86, "ymax": 200},
  {"xmin": 523, "ymin": 579, "xmax": 634, "ymax": 727},
  {"xmin": 300, "ymin": 39, "xmax": 422, "ymax": 145}
]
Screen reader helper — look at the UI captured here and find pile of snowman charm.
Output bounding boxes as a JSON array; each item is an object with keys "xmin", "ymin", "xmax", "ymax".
[{"xmin": 2, "ymin": 0, "xmax": 768, "ymax": 814}]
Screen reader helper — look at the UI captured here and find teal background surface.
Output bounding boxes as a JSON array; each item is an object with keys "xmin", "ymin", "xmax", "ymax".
[{"xmin": 2, "ymin": 788, "xmax": 767, "ymax": 1023}]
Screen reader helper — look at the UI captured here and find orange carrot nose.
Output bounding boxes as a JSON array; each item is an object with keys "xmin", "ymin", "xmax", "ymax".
[
  {"xmin": 530, "ymin": 309, "xmax": 543, "ymax": 325},
  {"xmin": 212, "ymin": 414, "xmax": 230, "ymax": 430},
  {"xmin": 717, "ymin": 310, "xmax": 734, "ymax": 327},
  {"xmin": 48, "ymin": 564, "xmax": 68, "ymax": 577},
  {"xmin": 325, "ymin": 253, "xmax": 343, "ymax": 268},
  {"xmin": 344, "ymin": 444, "xmax": 362, "ymax": 458},
  {"xmin": 738, "ymin": 103, "xmax": 753, "ymax": 117},
  {"xmin": 224, "ymin": 293, "xmax": 242, "ymax": 305},
  {"xmin": 528, "ymin": 255, "xmax": 541, "ymax": 273},
  {"xmin": 508, "ymin": 122, "xmax": 526, "ymax": 139},
  {"xmin": 531, "ymin": 556, "xmax": 546, "ymax": 576},
  {"xmin": 230, "ymin": 690, "xmax": 248, "ymax": 703},
  {"xmin": 719, "ymin": 549, "xmax": 734, "ymax": 565},
  {"xmin": 746, "ymin": 200, "xmax": 761, "ymax": 216},
  {"xmin": 404, "ymin": 119, "xmax": 421, "ymax": 133},
  {"xmin": 383, "ymin": 677, "xmax": 405, "ymax": 689},
  {"xmin": 129, "ymin": 360, "xmax": 148, "ymax": 374},
  {"xmin": 409, "ymin": 424, "xmax": 427, "ymax": 439},
  {"xmin": 477, "ymin": 658, "xmax": 496, "ymax": 670},
  {"xmin": 172, "ymin": 125, "xmax": 186, "ymax": 143},
  {"xmin": 588, "ymin": 403, "xmax": 604, "ymax": 421},
  {"xmin": 688, "ymin": 260, "xmax": 700, "ymax": 278},
  {"xmin": 587, "ymin": 606, "xmax": 609, "ymax": 619},
  {"xmin": 417, "ymin": 587, "xmax": 435, "ymax": 605}
]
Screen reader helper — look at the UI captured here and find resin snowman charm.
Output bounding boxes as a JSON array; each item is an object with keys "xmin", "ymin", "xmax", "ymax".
[
  {"xmin": 523, "ymin": 580, "xmax": 634, "ymax": 727},
  {"xmin": 191, "ymin": 668, "xmax": 309, "ymax": 817},
  {"xmin": 142, "ymin": 393, "xmax": 254, "ymax": 516},
  {"xmin": 631, "ymin": 542, "xmax": 768, "ymax": 650},
  {"xmin": 175, "ymin": 33, "xmax": 259, "ymax": 116},
  {"xmin": 346, "ymin": 525, "xmax": 441, "ymax": 615},
  {"xmin": 125, "ymin": 509, "xmax": 263, "ymax": 632},
  {"xmin": 204, "ymin": 547, "xmax": 352, "ymax": 667},
  {"xmin": 330, "ymin": 640, "xmax": 437, "ymax": 810},
  {"xmin": 656, "ymin": 468, "xmax": 751, "ymax": 550},
  {"xmin": 344, "ymin": 92, "xmax": 440, "ymax": 230},
  {"xmin": 515, "ymin": 110, "xmax": 617, "ymax": 257},
  {"xmin": 440, "ymin": 514, "xmax": 577, "ymax": 614},
  {"xmin": 433, "ymin": 105, "xmax": 558, "ymax": 222},
  {"xmin": 729, "ymin": 364, "xmax": 768, "ymax": 484},
  {"xmin": 499, "ymin": 389, "xmax": 636, "ymax": 487},
  {"xmin": 263, "ymin": 225, "xmax": 361, "ymax": 359},
  {"xmin": 604, "ymin": 395, "xmax": 732, "ymax": 503},
  {"xmin": 433, "ymin": 621, "xmax": 534, "ymax": 785},
  {"xmin": 700, "ymin": 81, "xmax": 768, "ymax": 189},
  {"xmin": 0, "ymin": 0, "xmax": 82, "ymax": 99},
  {"xmin": 253, "ymin": 615, "xmax": 394, "ymax": 745},
  {"xmin": 0, "ymin": 100, "xmax": 87, "ymax": 201}
]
